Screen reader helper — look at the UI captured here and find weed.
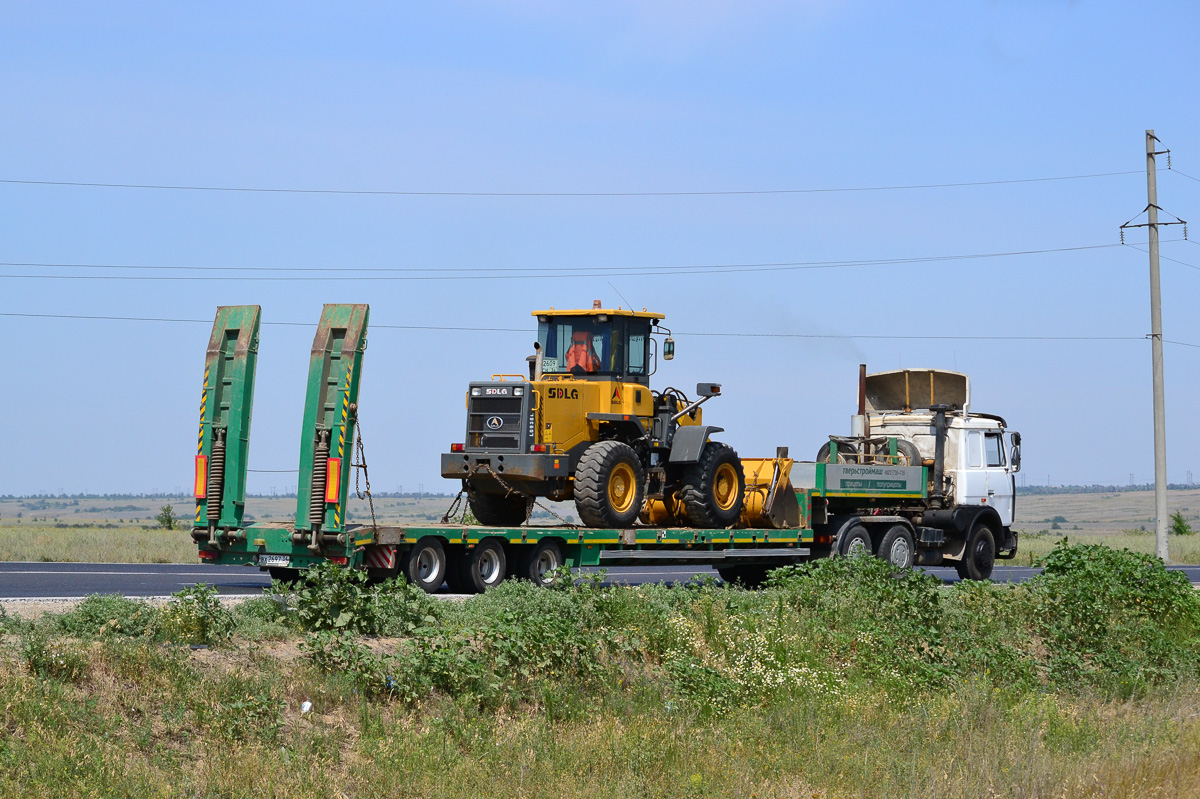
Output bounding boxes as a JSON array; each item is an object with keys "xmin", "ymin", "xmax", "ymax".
[
  {"xmin": 56, "ymin": 594, "xmax": 159, "ymax": 639},
  {"xmin": 22, "ymin": 631, "xmax": 88, "ymax": 682},
  {"xmin": 159, "ymin": 584, "xmax": 234, "ymax": 645}
]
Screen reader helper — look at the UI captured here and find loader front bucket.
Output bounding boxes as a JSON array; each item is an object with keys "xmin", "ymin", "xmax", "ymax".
[{"xmin": 740, "ymin": 453, "xmax": 800, "ymax": 530}]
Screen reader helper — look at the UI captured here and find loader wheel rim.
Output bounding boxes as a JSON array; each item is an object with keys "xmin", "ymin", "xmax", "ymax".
[
  {"xmin": 713, "ymin": 462, "xmax": 739, "ymax": 511},
  {"xmin": 607, "ymin": 462, "xmax": 637, "ymax": 514}
]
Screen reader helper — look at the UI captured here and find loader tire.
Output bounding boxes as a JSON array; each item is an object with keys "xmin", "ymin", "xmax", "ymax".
[
  {"xmin": 468, "ymin": 490, "xmax": 528, "ymax": 527},
  {"xmin": 574, "ymin": 441, "xmax": 645, "ymax": 528},
  {"xmin": 679, "ymin": 442, "xmax": 745, "ymax": 529}
]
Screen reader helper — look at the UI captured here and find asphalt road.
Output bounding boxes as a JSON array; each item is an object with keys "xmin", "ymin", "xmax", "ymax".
[{"xmin": 3, "ymin": 561, "xmax": 1199, "ymax": 599}]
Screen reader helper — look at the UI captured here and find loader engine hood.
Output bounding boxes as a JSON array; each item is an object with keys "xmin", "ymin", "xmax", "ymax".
[{"xmin": 865, "ymin": 369, "xmax": 969, "ymax": 414}]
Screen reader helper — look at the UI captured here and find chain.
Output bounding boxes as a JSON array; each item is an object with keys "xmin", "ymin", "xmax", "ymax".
[
  {"xmin": 439, "ymin": 462, "xmax": 578, "ymax": 528},
  {"xmin": 350, "ymin": 415, "xmax": 378, "ymax": 533}
]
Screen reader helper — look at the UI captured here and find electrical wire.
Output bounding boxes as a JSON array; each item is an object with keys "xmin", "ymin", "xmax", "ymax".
[
  {"xmin": 0, "ymin": 242, "xmax": 1135, "ymax": 282},
  {"xmin": 1171, "ymin": 168, "xmax": 1200, "ymax": 184},
  {"xmin": 0, "ymin": 170, "xmax": 1143, "ymax": 198},
  {"xmin": 0, "ymin": 311, "xmax": 1176, "ymax": 345}
]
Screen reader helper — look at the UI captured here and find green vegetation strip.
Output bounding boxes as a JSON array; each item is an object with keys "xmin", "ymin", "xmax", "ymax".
[{"xmin": 2, "ymin": 542, "xmax": 1200, "ymax": 797}]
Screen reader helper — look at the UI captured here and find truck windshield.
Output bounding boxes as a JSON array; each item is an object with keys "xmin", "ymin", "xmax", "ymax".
[{"xmin": 538, "ymin": 318, "xmax": 618, "ymax": 375}]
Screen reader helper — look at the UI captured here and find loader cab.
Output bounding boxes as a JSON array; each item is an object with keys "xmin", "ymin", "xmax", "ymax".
[{"xmin": 534, "ymin": 307, "xmax": 659, "ymax": 386}]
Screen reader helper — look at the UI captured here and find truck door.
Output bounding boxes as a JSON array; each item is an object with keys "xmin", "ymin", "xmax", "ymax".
[
  {"xmin": 983, "ymin": 432, "xmax": 1015, "ymax": 525},
  {"xmin": 959, "ymin": 430, "xmax": 989, "ymax": 507}
]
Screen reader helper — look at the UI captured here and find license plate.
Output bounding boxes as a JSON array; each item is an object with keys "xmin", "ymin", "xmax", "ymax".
[{"xmin": 258, "ymin": 555, "xmax": 291, "ymax": 567}]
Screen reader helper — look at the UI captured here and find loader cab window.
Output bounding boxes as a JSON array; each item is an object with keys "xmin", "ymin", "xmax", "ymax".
[{"xmin": 537, "ymin": 316, "xmax": 651, "ymax": 382}]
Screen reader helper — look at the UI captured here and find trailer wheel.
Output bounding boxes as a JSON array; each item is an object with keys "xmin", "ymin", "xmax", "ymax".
[
  {"xmin": 574, "ymin": 441, "xmax": 646, "ymax": 528},
  {"xmin": 877, "ymin": 525, "xmax": 915, "ymax": 569},
  {"xmin": 816, "ymin": 441, "xmax": 858, "ymax": 464},
  {"xmin": 837, "ymin": 524, "xmax": 874, "ymax": 557},
  {"xmin": 468, "ymin": 491, "xmax": 528, "ymax": 527},
  {"xmin": 956, "ymin": 521, "xmax": 996, "ymax": 581},
  {"xmin": 460, "ymin": 539, "xmax": 507, "ymax": 594},
  {"xmin": 679, "ymin": 442, "xmax": 745, "ymax": 528},
  {"xmin": 404, "ymin": 536, "xmax": 448, "ymax": 593},
  {"xmin": 519, "ymin": 539, "xmax": 565, "ymax": 587}
]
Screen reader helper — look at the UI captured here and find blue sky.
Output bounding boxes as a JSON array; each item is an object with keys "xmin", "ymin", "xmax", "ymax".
[{"xmin": 2, "ymin": 0, "xmax": 1198, "ymax": 495}]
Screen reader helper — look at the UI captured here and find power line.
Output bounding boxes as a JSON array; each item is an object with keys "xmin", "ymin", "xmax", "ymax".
[
  {"xmin": 0, "ymin": 242, "xmax": 1135, "ymax": 282},
  {"xmin": 0, "ymin": 311, "xmax": 1179, "ymax": 344},
  {"xmin": 1171, "ymin": 168, "xmax": 1200, "ymax": 184},
  {"xmin": 1124, "ymin": 243, "xmax": 1200, "ymax": 271},
  {"xmin": 0, "ymin": 170, "xmax": 1142, "ymax": 198}
]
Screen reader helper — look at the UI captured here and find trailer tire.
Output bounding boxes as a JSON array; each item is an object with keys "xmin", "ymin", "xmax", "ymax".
[
  {"xmin": 956, "ymin": 521, "xmax": 996, "ymax": 581},
  {"xmin": 816, "ymin": 441, "xmax": 858, "ymax": 464},
  {"xmin": 679, "ymin": 442, "xmax": 745, "ymax": 528},
  {"xmin": 404, "ymin": 536, "xmax": 448, "ymax": 593},
  {"xmin": 574, "ymin": 441, "xmax": 646, "ymax": 528},
  {"xmin": 837, "ymin": 524, "xmax": 874, "ymax": 557},
  {"xmin": 877, "ymin": 439, "xmax": 921, "ymax": 467},
  {"xmin": 460, "ymin": 538, "xmax": 507, "ymax": 594},
  {"xmin": 877, "ymin": 525, "xmax": 915, "ymax": 569},
  {"xmin": 468, "ymin": 490, "xmax": 528, "ymax": 527},
  {"xmin": 519, "ymin": 539, "xmax": 565, "ymax": 587}
]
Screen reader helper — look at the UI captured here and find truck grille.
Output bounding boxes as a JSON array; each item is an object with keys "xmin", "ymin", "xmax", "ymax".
[{"xmin": 466, "ymin": 388, "xmax": 527, "ymax": 451}]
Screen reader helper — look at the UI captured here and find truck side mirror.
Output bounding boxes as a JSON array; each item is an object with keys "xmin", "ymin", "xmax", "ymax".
[
  {"xmin": 663, "ymin": 337, "xmax": 675, "ymax": 360},
  {"xmin": 696, "ymin": 383, "xmax": 721, "ymax": 397},
  {"xmin": 1010, "ymin": 432, "xmax": 1021, "ymax": 472}
]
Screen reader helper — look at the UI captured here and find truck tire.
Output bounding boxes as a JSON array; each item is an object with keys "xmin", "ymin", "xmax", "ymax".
[
  {"xmin": 404, "ymin": 536, "xmax": 448, "ymax": 593},
  {"xmin": 955, "ymin": 520, "xmax": 996, "ymax": 581},
  {"xmin": 459, "ymin": 539, "xmax": 507, "ymax": 594},
  {"xmin": 877, "ymin": 524, "xmax": 915, "ymax": 569},
  {"xmin": 816, "ymin": 441, "xmax": 858, "ymax": 464},
  {"xmin": 679, "ymin": 442, "xmax": 745, "ymax": 528},
  {"xmin": 468, "ymin": 490, "xmax": 528, "ymax": 527},
  {"xmin": 519, "ymin": 539, "xmax": 565, "ymax": 586},
  {"xmin": 837, "ymin": 524, "xmax": 874, "ymax": 557},
  {"xmin": 574, "ymin": 441, "xmax": 646, "ymax": 528}
]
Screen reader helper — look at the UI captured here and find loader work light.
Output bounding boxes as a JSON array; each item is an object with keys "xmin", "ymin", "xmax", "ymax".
[
  {"xmin": 194, "ymin": 455, "xmax": 208, "ymax": 499},
  {"xmin": 325, "ymin": 458, "xmax": 341, "ymax": 503}
]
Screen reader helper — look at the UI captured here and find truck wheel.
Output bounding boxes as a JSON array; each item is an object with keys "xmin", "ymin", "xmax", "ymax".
[
  {"xmin": 460, "ymin": 539, "xmax": 507, "ymax": 594},
  {"xmin": 956, "ymin": 521, "xmax": 996, "ymax": 581},
  {"xmin": 816, "ymin": 441, "xmax": 858, "ymax": 464},
  {"xmin": 467, "ymin": 491, "xmax": 528, "ymax": 527},
  {"xmin": 574, "ymin": 441, "xmax": 646, "ymax": 528},
  {"xmin": 877, "ymin": 525, "xmax": 915, "ymax": 569},
  {"xmin": 837, "ymin": 524, "xmax": 874, "ymax": 557},
  {"xmin": 519, "ymin": 539, "xmax": 565, "ymax": 586},
  {"xmin": 679, "ymin": 442, "xmax": 745, "ymax": 528},
  {"xmin": 404, "ymin": 536, "xmax": 448, "ymax": 593}
]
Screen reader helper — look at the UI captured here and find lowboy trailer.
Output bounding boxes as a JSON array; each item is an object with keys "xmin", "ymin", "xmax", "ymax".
[{"xmin": 192, "ymin": 305, "xmax": 1021, "ymax": 592}]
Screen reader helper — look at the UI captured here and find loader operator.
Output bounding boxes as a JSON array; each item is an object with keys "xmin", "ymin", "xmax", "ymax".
[{"xmin": 566, "ymin": 330, "xmax": 602, "ymax": 374}]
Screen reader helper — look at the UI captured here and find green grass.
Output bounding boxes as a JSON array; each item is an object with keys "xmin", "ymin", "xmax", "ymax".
[
  {"xmin": 1018, "ymin": 531, "xmax": 1200, "ymax": 566},
  {"xmin": 2, "ymin": 544, "xmax": 1200, "ymax": 797},
  {"xmin": 0, "ymin": 524, "xmax": 196, "ymax": 563}
]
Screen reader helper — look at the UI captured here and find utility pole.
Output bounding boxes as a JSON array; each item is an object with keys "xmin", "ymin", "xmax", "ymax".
[
  {"xmin": 1146, "ymin": 130, "xmax": 1170, "ymax": 561},
  {"xmin": 1121, "ymin": 130, "xmax": 1186, "ymax": 562}
]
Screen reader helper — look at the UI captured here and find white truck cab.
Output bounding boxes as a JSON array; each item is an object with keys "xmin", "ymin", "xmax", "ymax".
[{"xmin": 865, "ymin": 369, "xmax": 1021, "ymax": 526}]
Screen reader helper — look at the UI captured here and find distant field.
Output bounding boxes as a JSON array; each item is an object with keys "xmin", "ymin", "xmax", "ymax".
[{"xmin": 1, "ymin": 489, "xmax": 1198, "ymax": 564}]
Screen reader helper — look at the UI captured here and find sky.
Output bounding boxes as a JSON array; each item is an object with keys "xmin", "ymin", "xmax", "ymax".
[{"xmin": 2, "ymin": 0, "xmax": 1199, "ymax": 496}]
